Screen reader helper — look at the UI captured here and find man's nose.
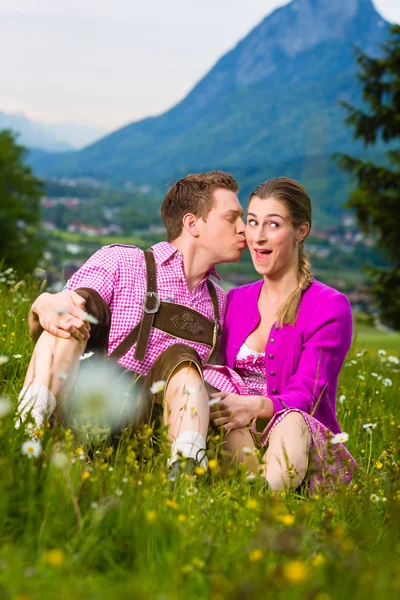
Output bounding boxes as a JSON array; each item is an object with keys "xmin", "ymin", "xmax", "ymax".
[{"xmin": 237, "ymin": 217, "xmax": 246, "ymax": 234}]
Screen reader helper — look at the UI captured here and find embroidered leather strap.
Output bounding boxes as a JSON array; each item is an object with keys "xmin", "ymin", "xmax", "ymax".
[{"xmin": 108, "ymin": 251, "xmax": 222, "ymax": 363}]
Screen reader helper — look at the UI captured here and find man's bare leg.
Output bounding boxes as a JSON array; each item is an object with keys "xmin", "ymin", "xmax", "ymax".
[
  {"xmin": 163, "ymin": 362, "xmax": 210, "ymax": 468},
  {"xmin": 18, "ymin": 332, "xmax": 87, "ymax": 428}
]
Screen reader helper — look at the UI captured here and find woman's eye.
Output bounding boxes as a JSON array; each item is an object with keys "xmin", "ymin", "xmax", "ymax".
[
  {"xmin": 247, "ymin": 219, "xmax": 257, "ymax": 226},
  {"xmin": 269, "ymin": 222, "xmax": 279, "ymax": 228}
]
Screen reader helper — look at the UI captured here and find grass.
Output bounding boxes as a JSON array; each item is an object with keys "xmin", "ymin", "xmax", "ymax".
[{"xmin": 0, "ymin": 270, "xmax": 399, "ymax": 600}]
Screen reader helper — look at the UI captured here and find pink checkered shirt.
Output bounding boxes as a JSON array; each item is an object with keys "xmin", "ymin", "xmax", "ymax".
[{"xmin": 66, "ymin": 242, "xmax": 227, "ymax": 376}]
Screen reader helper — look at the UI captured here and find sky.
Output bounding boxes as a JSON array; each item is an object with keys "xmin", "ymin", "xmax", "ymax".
[{"xmin": 1, "ymin": 0, "xmax": 399, "ymax": 132}]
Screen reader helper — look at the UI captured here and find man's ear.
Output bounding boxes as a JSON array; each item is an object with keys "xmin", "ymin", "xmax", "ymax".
[
  {"xmin": 182, "ymin": 213, "xmax": 200, "ymax": 238},
  {"xmin": 296, "ymin": 222, "xmax": 310, "ymax": 243}
]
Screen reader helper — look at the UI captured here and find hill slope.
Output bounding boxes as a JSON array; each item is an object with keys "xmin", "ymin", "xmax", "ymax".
[{"xmin": 29, "ymin": 0, "xmax": 389, "ymax": 184}]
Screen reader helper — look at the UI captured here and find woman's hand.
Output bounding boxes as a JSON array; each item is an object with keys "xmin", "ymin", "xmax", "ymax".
[{"xmin": 209, "ymin": 392, "xmax": 273, "ymax": 431}]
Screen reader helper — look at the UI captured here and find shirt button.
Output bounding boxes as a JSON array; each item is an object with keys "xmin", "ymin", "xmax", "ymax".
[
  {"xmin": 270, "ymin": 338, "xmax": 275, "ymax": 343},
  {"xmin": 269, "ymin": 371, "xmax": 276, "ymax": 376},
  {"xmin": 271, "ymin": 388, "xmax": 278, "ymax": 394},
  {"xmin": 268, "ymin": 354, "xmax": 274, "ymax": 359},
  {"xmin": 274, "ymin": 324, "xmax": 279, "ymax": 331}
]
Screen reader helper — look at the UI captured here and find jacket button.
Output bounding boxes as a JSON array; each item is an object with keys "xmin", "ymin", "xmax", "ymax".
[
  {"xmin": 274, "ymin": 324, "xmax": 279, "ymax": 330},
  {"xmin": 270, "ymin": 338, "xmax": 275, "ymax": 343},
  {"xmin": 269, "ymin": 371, "xmax": 276, "ymax": 376},
  {"xmin": 272, "ymin": 388, "xmax": 278, "ymax": 394},
  {"xmin": 268, "ymin": 354, "xmax": 274, "ymax": 359}
]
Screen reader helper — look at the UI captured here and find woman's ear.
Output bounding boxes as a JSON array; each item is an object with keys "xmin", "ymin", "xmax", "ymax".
[
  {"xmin": 182, "ymin": 213, "xmax": 200, "ymax": 238},
  {"xmin": 296, "ymin": 222, "xmax": 310, "ymax": 243}
]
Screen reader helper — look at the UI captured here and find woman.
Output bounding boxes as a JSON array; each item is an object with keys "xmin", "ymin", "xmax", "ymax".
[{"xmin": 204, "ymin": 177, "xmax": 357, "ymax": 491}]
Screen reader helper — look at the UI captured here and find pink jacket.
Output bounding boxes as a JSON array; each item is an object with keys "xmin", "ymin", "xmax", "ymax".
[{"xmin": 221, "ymin": 279, "xmax": 353, "ymax": 433}]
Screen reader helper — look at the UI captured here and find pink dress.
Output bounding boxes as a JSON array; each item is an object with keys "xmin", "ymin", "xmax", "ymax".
[{"xmin": 209, "ymin": 344, "xmax": 357, "ymax": 490}]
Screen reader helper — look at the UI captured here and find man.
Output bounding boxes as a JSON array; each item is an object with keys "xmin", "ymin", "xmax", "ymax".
[{"xmin": 19, "ymin": 171, "xmax": 246, "ymax": 476}]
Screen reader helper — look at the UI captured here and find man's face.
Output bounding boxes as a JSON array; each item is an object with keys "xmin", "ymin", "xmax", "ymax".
[{"xmin": 197, "ymin": 188, "xmax": 246, "ymax": 264}]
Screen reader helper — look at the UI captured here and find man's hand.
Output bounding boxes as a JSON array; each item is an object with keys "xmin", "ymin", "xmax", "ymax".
[
  {"xmin": 29, "ymin": 290, "xmax": 91, "ymax": 342},
  {"xmin": 209, "ymin": 391, "xmax": 273, "ymax": 431}
]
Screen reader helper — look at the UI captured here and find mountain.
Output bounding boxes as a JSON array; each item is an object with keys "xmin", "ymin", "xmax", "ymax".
[
  {"xmin": 0, "ymin": 111, "xmax": 105, "ymax": 151},
  {"xmin": 28, "ymin": 0, "xmax": 390, "ymax": 183}
]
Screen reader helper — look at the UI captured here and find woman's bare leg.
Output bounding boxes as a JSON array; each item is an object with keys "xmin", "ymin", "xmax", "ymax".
[
  {"xmin": 221, "ymin": 428, "xmax": 260, "ymax": 473},
  {"xmin": 263, "ymin": 412, "xmax": 310, "ymax": 490}
]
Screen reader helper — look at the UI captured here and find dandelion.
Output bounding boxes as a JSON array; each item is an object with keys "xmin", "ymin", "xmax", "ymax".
[
  {"xmin": 370, "ymin": 494, "xmax": 380, "ymax": 503},
  {"xmin": 387, "ymin": 356, "xmax": 399, "ymax": 365},
  {"xmin": 283, "ymin": 560, "xmax": 309, "ymax": 584},
  {"xmin": 13, "ymin": 354, "xmax": 22, "ymax": 359},
  {"xmin": 249, "ymin": 549, "xmax": 263, "ymax": 562},
  {"xmin": 50, "ymin": 452, "xmax": 68, "ymax": 468},
  {"xmin": 208, "ymin": 397, "xmax": 221, "ymax": 406},
  {"xmin": 382, "ymin": 378, "xmax": 392, "ymax": 387},
  {"xmin": 79, "ymin": 352, "xmax": 94, "ymax": 361},
  {"xmin": 184, "ymin": 386, "xmax": 195, "ymax": 396},
  {"xmin": 195, "ymin": 466, "xmax": 206, "ymax": 476},
  {"xmin": 0, "ymin": 396, "xmax": 12, "ymax": 418},
  {"xmin": 331, "ymin": 432, "xmax": 349, "ymax": 444},
  {"xmin": 43, "ymin": 549, "xmax": 64, "ymax": 566},
  {"xmin": 21, "ymin": 439, "xmax": 42, "ymax": 458},
  {"xmin": 0, "ymin": 356, "xmax": 9, "ymax": 365},
  {"xmin": 150, "ymin": 380, "xmax": 166, "ymax": 394},
  {"xmin": 338, "ymin": 394, "xmax": 346, "ymax": 404},
  {"xmin": 378, "ymin": 349, "xmax": 386, "ymax": 357},
  {"xmin": 208, "ymin": 459, "xmax": 218, "ymax": 470}
]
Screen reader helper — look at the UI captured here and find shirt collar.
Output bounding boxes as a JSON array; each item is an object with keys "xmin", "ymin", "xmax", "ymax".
[{"xmin": 150, "ymin": 241, "xmax": 220, "ymax": 280}]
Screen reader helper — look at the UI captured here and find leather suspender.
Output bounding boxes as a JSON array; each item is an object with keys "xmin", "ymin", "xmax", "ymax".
[{"xmin": 108, "ymin": 250, "xmax": 221, "ymax": 363}]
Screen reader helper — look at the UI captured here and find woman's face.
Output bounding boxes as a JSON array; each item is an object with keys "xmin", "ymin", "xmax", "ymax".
[{"xmin": 246, "ymin": 196, "xmax": 308, "ymax": 278}]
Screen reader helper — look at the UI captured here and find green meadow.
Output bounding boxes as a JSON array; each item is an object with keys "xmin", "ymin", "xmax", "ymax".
[{"xmin": 0, "ymin": 271, "xmax": 399, "ymax": 600}]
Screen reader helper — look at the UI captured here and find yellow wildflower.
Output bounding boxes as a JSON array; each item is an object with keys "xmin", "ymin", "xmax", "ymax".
[
  {"xmin": 146, "ymin": 511, "xmax": 157, "ymax": 523},
  {"xmin": 376, "ymin": 461, "xmax": 383, "ymax": 469},
  {"xmin": 81, "ymin": 471, "xmax": 91, "ymax": 481},
  {"xmin": 246, "ymin": 499, "xmax": 259, "ymax": 510},
  {"xmin": 283, "ymin": 560, "xmax": 309, "ymax": 584},
  {"xmin": 249, "ymin": 549, "xmax": 263, "ymax": 562},
  {"xmin": 279, "ymin": 514, "xmax": 295, "ymax": 526},
  {"xmin": 195, "ymin": 466, "xmax": 206, "ymax": 476},
  {"xmin": 178, "ymin": 514, "xmax": 187, "ymax": 522},
  {"xmin": 208, "ymin": 459, "xmax": 218, "ymax": 470},
  {"xmin": 166, "ymin": 499, "xmax": 179, "ymax": 510},
  {"xmin": 312, "ymin": 553, "xmax": 326, "ymax": 567},
  {"xmin": 43, "ymin": 549, "xmax": 64, "ymax": 566}
]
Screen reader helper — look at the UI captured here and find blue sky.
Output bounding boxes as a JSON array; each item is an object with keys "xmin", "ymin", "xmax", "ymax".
[{"xmin": 1, "ymin": 0, "xmax": 399, "ymax": 131}]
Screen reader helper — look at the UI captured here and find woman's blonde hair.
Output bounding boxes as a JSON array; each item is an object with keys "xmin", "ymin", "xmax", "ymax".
[{"xmin": 249, "ymin": 177, "xmax": 313, "ymax": 327}]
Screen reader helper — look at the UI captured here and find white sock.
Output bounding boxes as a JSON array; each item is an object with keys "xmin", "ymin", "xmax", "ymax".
[
  {"xmin": 169, "ymin": 430, "xmax": 208, "ymax": 469},
  {"xmin": 16, "ymin": 384, "xmax": 57, "ymax": 430}
]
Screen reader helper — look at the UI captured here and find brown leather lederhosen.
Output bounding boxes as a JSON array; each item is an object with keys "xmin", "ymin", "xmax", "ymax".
[{"xmin": 107, "ymin": 250, "xmax": 222, "ymax": 365}]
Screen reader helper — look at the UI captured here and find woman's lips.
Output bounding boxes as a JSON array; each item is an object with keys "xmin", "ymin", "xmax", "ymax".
[{"xmin": 254, "ymin": 248, "xmax": 272, "ymax": 262}]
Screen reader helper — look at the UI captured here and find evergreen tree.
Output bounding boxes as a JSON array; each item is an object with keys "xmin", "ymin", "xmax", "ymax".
[
  {"xmin": 335, "ymin": 25, "xmax": 400, "ymax": 330},
  {"xmin": 0, "ymin": 130, "xmax": 44, "ymax": 275}
]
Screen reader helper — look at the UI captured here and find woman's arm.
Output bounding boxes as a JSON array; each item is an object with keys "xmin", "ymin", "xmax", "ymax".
[
  {"xmin": 209, "ymin": 391, "xmax": 274, "ymax": 430},
  {"xmin": 268, "ymin": 293, "xmax": 353, "ymax": 415}
]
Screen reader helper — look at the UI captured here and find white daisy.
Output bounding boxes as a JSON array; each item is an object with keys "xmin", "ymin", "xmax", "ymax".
[
  {"xmin": 338, "ymin": 394, "xmax": 346, "ymax": 404},
  {"xmin": 184, "ymin": 386, "xmax": 195, "ymax": 396},
  {"xmin": 21, "ymin": 439, "xmax": 42, "ymax": 458},
  {"xmin": 13, "ymin": 354, "xmax": 22, "ymax": 359},
  {"xmin": 209, "ymin": 397, "xmax": 221, "ymax": 406},
  {"xmin": 331, "ymin": 432, "xmax": 349, "ymax": 444},
  {"xmin": 387, "ymin": 356, "xmax": 399, "ymax": 365},
  {"xmin": 370, "ymin": 494, "xmax": 380, "ymax": 503},
  {"xmin": 150, "ymin": 380, "xmax": 166, "ymax": 394},
  {"xmin": 363, "ymin": 423, "xmax": 377, "ymax": 430},
  {"xmin": 378, "ymin": 349, "xmax": 386, "ymax": 357},
  {"xmin": 382, "ymin": 378, "xmax": 392, "ymax": 387},
  {"xmin": 0, "ymin": 396, "xmax": 12, "ymax": 418},
  {"xmin": 0, "ymin": 356, "xmax": 9, "ymax": 365}
]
